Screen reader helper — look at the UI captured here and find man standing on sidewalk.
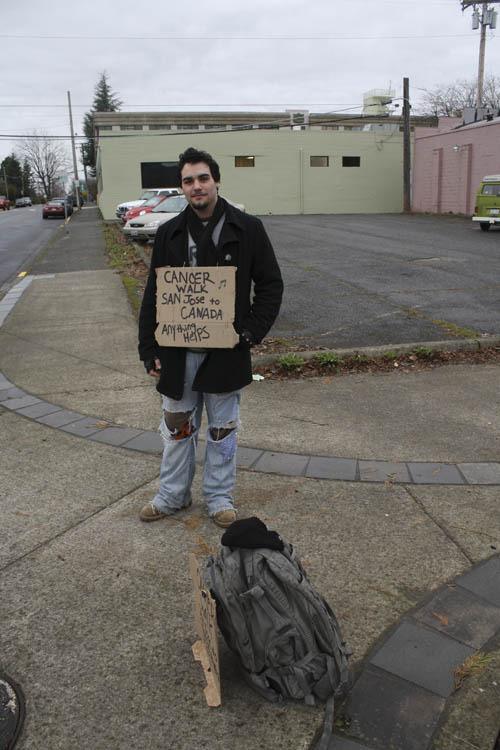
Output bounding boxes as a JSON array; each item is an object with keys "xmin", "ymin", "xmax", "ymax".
[{"xmin": 138, "ymin": 147, "xmax": 283, "ymax": 528}]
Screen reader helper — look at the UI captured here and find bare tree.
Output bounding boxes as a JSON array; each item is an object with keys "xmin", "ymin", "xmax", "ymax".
[
  {"xmin": 418, "ymin": 75, "xmax": 500, "ymax": 116},
  {"xmin": 18, "ymin": 133, "xmax": 70, "ymax": 199}
]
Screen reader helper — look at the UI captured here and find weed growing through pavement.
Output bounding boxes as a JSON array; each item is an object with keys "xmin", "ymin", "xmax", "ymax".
[
  {"xmin": 277, "ymin": 353, "xmax": 306, "ymax": 371},
  {"xmin": 314, "ymin": 352, "xmax": 343, "ymax": 369},
  {"xmin": 382, "ymin": 350, "xmax": 399, "ymax": 361},
  {"xmin": 413, "ymin": 346, "xmax": 435, "ymax": 359}
]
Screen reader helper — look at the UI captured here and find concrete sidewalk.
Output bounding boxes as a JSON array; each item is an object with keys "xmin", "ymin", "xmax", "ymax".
[{"xmin": 0, "ymin": 209, "xmax": 499, "ymax": 750}]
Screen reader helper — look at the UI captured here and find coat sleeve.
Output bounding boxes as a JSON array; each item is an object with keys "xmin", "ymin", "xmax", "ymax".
[
  {"xmin": 241, "ymin": 219, "xmax": 283, "ymax": 343},
  {"xmin": 137, "ymin": 226, "xmax": 164, "ymax": 362}
]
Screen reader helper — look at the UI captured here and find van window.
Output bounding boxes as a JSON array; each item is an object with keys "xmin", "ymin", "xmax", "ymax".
[{"xmin": 482, "ymin": 184, "xmax": 500, "ymax": 196}]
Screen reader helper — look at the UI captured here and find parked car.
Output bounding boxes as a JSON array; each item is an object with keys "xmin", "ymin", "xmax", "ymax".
[
  {"xmin": 42, "ymin": 199, "xmax": 70, "ymax": 219},
  {"xmin": 15, "ymin": 196, "xmax": 32, "ymax": 207},
  {"xmin": 123, "ymin": 195, "xmax": 245, "ymax": 241},
  {"xmin": 115, "ymin": 188, "xmax": 180, "ymax": 221},
  {"xmin": 472, "ymin": 174, "xmax": 500, "ymax": 231},
  {"xmin": 123, "ymin": 195, "xmax": 188, "ymax": 240},
  {"xmin": 0, "ymin": 195, "xmax": 11, "ymax": 210},
  {"xmin": 123, "ymin": 193, "xmax": 171, "ymax": 223}
]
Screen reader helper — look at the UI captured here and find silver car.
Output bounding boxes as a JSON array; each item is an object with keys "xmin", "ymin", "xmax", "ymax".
[
  {"xmin": 123, "ymin": 195, "xmax": 188, "ymax": 241},
  {"xmin": 15, "ymin": 196, "xmax": 32, "ymax": 207}
]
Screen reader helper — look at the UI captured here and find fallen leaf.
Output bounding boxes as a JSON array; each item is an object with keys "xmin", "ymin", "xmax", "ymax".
[
  {"xmin": 431, "ymin": 611, "xmax": 449, "ymax": 626},
  {"xmin": 93, "ymin": 420, "xmax": 110, "ymax": 429}
]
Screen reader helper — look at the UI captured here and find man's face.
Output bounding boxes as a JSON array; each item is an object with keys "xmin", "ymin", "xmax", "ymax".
[{"xmin": 180, "ymin": 161, "xmax": 219, "ymax": 217}]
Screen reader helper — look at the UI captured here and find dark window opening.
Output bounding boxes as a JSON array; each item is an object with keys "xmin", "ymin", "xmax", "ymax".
[
  {"xmin": 342, "ymin": 156, "xmax": 361, "ymax": 167},
  {"xmin": 141, "ymin": 161, "xmax": 179, "ymax": 188},
  {"xmin": 235, "ymin": 156, "xmax": 255, "ymax": 167}
]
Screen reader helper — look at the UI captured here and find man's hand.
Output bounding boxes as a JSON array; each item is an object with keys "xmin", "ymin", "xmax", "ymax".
[{"xmin": 145, "ymin": 358, "xmax": 161, "ymax": 378}]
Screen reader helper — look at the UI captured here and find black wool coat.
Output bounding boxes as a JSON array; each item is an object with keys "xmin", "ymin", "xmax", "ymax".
[{"xmin": 138, "ymin": 202, "xmax": 283, "ymax": 400}]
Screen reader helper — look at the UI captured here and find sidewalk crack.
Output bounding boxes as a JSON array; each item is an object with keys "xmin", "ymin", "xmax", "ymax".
[
  {"xmin": 0, "ymin": 472, "xmax": 159, "ymax": 574},
  {"xmin": 403, "ymin": 485, "xmax": 474, "ymax": 565}
]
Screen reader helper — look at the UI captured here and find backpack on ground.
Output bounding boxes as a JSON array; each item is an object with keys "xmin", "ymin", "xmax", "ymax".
[{"xmin": 204, "ymin": 517, "xmax": 351, "ymax": 709}]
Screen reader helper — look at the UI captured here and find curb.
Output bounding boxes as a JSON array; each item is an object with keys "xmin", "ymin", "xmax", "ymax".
[{"xmin": 129, "ymin": 240, "xmax": 500, "ymax": 368}]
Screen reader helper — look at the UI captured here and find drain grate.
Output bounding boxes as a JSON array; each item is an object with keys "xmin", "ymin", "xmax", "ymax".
[{"xmin": 0, "ymin": 673, "xmax": 25, "ymax": 749}]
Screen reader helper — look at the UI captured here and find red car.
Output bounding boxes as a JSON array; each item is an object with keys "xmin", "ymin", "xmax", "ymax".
[
  {"xmin": 123, "ymin": 193, "xmax": 170, "ymax": 223},
  {"xmin": 0, "ymin": 195, "xmax": 10, "ymax": 210},
  {"xmin": 42, "ymin": 200, "xmax": 66, "ymax": 219}
]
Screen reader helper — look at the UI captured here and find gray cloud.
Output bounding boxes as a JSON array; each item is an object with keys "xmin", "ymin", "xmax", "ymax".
[{"xmin": 1, "ymin": 0, "xmax": 497, "ymax": 164}]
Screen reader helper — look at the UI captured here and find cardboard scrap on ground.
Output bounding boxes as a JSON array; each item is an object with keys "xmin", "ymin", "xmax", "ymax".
[
  {"xmin": 155, "ymin": 266, "xmax": 238, "ymax": 348},
  {"xmin": 189, "ymin": 553, "xmax": 221, "ymax": 707}
]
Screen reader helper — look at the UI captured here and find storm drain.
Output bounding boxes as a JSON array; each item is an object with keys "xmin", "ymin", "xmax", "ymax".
[{"xmin": 0, "ymin": 673, "xmax": 25, "ymax": 749}]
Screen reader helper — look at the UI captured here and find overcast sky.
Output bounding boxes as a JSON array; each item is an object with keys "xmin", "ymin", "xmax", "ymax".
[{"xmin": 1, "ymin": 0, "xmax": 499, "ymax": 170}]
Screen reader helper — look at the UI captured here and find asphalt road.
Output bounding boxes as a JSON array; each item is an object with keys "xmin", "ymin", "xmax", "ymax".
[
  {"xmin": 0, "ymin": 204, "xmax": 63, "ymax": 289},
  {"xmin": 261, "ymin": 213, "xmax": 500, "ymax": 348}
]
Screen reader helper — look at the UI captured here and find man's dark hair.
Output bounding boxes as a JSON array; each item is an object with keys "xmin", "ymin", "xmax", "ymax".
[{"xmin": 178, "ymin": 147, "xmax": 221, "ymax": 182}]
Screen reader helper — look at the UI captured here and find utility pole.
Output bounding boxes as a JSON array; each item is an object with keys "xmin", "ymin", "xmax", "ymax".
[
  {"xmin": 461, "ymin": 1, "xmax": 499, "ymax": 106},
  {"xmin": 67, "ymin": 90, "xmax": 81, "ymax": 209},
  {"xmin": 403, "ymin": 77, "xmax": 411, "ymax": 213}
]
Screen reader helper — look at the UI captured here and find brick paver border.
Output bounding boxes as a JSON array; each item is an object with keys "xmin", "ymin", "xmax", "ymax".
[
  {"xmin": 1, "ymin": 277, "xmax": 499, "ymax": 487},
  {"xmin": 326, "ymin": 555, "xmax": 500, "ymax": 750}
]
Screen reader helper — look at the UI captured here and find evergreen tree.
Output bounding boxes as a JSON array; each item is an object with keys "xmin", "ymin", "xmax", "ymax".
[
  {"xmin": 82, "ymin": 72, "xmax": 122, "ymax": 176},
  {"xmin": 0, "ymin": 153, "xmax": 23, "ymax": 199},
  {"xmin": 22, "ymin": 159, "xmax": 35, "ymax": 198}
]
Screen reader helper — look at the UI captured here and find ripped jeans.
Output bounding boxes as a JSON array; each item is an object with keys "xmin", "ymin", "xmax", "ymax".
[{"xmin": 152, "ymin": 352, "xmax": 240, "ymax": 517}]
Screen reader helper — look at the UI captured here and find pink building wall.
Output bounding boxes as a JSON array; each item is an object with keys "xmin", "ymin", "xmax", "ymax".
[{"xmin": 412, "ymin": 117, "xmax": 500, "ymax": 216}]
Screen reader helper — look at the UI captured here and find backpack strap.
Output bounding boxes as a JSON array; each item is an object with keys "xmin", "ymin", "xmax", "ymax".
[{"xmin": 312, "ymin": 694, "xmax": 335, "ymax": 750}]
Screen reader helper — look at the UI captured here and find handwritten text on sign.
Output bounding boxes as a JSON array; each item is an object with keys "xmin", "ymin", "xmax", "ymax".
[{"xmin": 155, "ymin": 266, "xmax": 239, "ymax": 348}]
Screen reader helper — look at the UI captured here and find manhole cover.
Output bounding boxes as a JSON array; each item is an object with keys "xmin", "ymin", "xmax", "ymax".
[{"xmin": 0, "ymin": 673, "xmax": 25, "ymax": 749}]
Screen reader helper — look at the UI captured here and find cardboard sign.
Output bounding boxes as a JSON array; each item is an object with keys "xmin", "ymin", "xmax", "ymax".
[
  {"xmin": 155, "ymin": 266, "xmax": 239, "ymax": 348},
  {"xmin": 189, "ymin": 554, "xmax": 221, "ymax": 707}
]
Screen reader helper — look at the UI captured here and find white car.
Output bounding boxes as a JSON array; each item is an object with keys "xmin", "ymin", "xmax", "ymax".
[
  {"xmin": 115, "ymin": 188, "xmax": 180, "ymax": 221},
  {"xmin": 123, "ymin": 195, "xmax": 188, "ymax": 240},
  {"xmin": 123, "ymin": 195, "xmax": 245, "ymax": 241}
]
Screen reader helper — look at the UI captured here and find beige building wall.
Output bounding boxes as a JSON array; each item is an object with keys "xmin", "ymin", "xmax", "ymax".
[{"xmin": 96, "ymin": 129, "xmax": 404, "ymax": 220}]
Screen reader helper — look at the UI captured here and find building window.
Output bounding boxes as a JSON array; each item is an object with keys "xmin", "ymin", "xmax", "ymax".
[
  {"xmin": 204, "ymin": 124, "xmax": 225, "ymax": 130},
  {"xmin": 342, "ymin": 156, "xmax": 361, "ymax": 167},
  {"xmin": 98, "ymin": 125, "xmax": 112, "ymax": 131},
  {"xmin": 141, "ymin": 161, "xmax": 179, "ymax": 188},
  {"xmin": 176, "ymin": 124, "xmax": 199, "ymax": 130},
  {"xmin": 120, "ymin": 124, "xmax": 142, "ymax": 131},
  {"xmin": 231, "ymin": 124, "xmax": 253, "ymax": 131},
  {"xmin": 235, "ymin": 156, "xmax": 255, "ymax": 168},
  {"xmin": 321, "ymin": 125, "xmax": 339, "ymax": 131},
  {"xmin": 149, "ymin": 124, "xmax": 172, "ymax": 130},
  {"xmin": 310, "ymin": 156, "xmax": 329, "ymax": 167},
  {"xmin": 258, "ymin": 123, "xmax": 280, "ymax": 129}
]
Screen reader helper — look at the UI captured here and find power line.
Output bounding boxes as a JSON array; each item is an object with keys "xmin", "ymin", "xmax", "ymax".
[
  {"xmin": 0, "ymin": 32, "xmax": 479, "ymax": 41},
  {"xmin": 0, "ymin": 102, "xmax": 361, "ymax": 109}
]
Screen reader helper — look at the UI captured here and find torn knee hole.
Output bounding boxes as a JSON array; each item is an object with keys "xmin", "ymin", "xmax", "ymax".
[
  {"xmin": 164, "ymin": 409, "xmax": 195, "ymax": 440},
  {"xmin": 209, "ymin": 426, "xmax": 235, "ymax": 441}
]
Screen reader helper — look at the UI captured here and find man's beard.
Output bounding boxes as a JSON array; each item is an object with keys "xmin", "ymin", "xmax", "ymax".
[{"xmin": 191, "ymin": 195, "xmax": 213, "ymax": 212}]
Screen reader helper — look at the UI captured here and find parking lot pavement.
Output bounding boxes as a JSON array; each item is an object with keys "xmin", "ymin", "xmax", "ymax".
[{"xmin": 261, "ymin": 213, "xmax": 500, "ymax": 349}]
